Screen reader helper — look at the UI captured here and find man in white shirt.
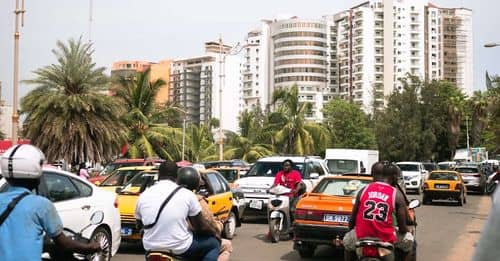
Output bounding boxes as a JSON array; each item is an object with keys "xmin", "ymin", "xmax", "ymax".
[{"xmin": 135, "ymin": 161, "xmax": 220, "ymax": 261}]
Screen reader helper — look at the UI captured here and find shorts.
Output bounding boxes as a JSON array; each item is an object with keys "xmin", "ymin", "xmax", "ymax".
[{"xmin": 343, "ymin": 229, "xmax": 413, "ymax": 253}]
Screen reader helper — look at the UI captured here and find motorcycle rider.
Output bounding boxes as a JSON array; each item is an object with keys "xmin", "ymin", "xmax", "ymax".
[
  {"xmin": 343, "ymin": 162, "xmax": 414, "ymax": 261},
  {"xmin": 0, "ymin": 144, "xmax": 101, "ymax": 261},
  {"xmin": 177, "ymin": 167, "xmax": 233, "ymax": 261},
  {"xmin": 135, "ymin": 161, "xmax": 220, "ymax": 261}
]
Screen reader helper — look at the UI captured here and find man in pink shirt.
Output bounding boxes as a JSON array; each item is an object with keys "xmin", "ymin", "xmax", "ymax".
[{"xmin": 273, "ymin": 159, "xmax": 303, "ymax": 198}]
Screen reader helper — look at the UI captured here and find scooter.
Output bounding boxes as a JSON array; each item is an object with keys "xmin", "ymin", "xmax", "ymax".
[
  {"xmin": 267, "ymin": 185, "xmax": 293, "ymax": 243},
  {"xmin": 42, "ymin": 211, "xmax": 109, "ymax": 261},
  {"xmin": 355, "ymin": 199, "xmax": 421, "ymax": 261}
]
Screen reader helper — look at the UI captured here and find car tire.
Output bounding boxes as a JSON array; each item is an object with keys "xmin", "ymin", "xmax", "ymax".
[
  {"xmin": 297, "ymin": 243, "xmax": 315, "ymax": 258},
  {"xmin": 91, "ymin": 226, "xmax": 112, "ymax": 261},
  {"xmin": 422, "ymin": 194, "xmax": 431, "ymax": 205},
  {"xmin": 223, "ymin": 211, "xmax": 237, "ymax": 239}
]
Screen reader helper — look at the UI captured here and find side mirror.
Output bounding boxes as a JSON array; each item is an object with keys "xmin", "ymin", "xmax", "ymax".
[
  {"xmin": 90, "ymin": 211, "xmax": 104, "ymax": 225},
  {"xmin": 361, "ymin": 167, "xmax": 366, "ymax": 173},
  {"xmin": 408, "ymin": 199, "xmax": 421, "ymax": 209},
  {"xmin": 310, "ymin": 173, "xmax": 320, "ymax": 179},
  {"xmin": 115, "ymin": 187, "xmax": 122, "ymax": 194}
]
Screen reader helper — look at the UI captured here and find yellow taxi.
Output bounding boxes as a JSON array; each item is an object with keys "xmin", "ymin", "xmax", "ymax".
[
  {"xmin": 97, "ymin": 166, "xmax": 156, "ymax": 193},
  {"xmin": 210, "ymin": 167, "xmax": 242, "ymax": 189},
  {"xmin": 117, "ymin": 169, "xmax": 241, "ymax": 242},
  {"xmin": 423, "ymin": 170, "xmax": 467, "ymax": 206},
  {"xmin": 293, "ymin": 174, "xmax": 372, "ymax": 258}
]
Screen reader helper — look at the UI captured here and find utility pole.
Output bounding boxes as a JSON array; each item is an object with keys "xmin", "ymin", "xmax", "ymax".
[
  {"xmin": 218, "ymin": 36, "xmax": 224, "ymax": 161},
  {"xmin": 12, "ymin": 0, "xmax": 26, "ymax": 143}
]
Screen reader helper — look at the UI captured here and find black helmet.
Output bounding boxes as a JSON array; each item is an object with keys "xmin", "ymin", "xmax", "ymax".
[{"xmin": 177, "ymin": 167, "xmax": 200, "ymax": 191}]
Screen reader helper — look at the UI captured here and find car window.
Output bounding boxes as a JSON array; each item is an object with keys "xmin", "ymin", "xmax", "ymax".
[
  {"xmin": 215, "ymin": 173, "xmax": 230, "ymax": 192},
  {"xmin": 313, "ymin": 178, "xmax": 371, "ymax": 196},
  {"xmin": 397, "ymin": 164, "xmax": 419, "ymax": 171},
  {"xmin": 44, "ymin": 173, "xmax": 80, "ymax": 202},
  {"xmin": 246, "ymin": 161, "xmax": 305, "ymax": 177},
  {"xmin": 217, "ymin": 169, "xmax": 238, "ymax": 183},
  {"xmin": 72, "ymin": 178, "xmax": 92, "ymax": 197},
  {"xmin": 456, "ymin": 168, "xmax": 479, "ymax": 173},
  {"xmin": 326, "ymin": 159, "xmax": 358, "ymax": 174},
  {"xmin": 311, "ymin": 161, "xmax": 325, "ymax": 176},
  {"xmin": 206, "ymin": 173, "xmax": 224, "ymax": 194},
  {"xmin": 429, "ymin": 172, "xmax": 459, "ymax": 181},
  {"xmin": 101, "ymin": 169, "xmax": 142, "ymax": 186}
]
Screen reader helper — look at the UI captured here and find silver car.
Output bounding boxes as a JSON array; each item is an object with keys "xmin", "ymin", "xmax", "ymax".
[{"xmin": 455, "ymin": 165, "xmax": 486, "ymax": 194}]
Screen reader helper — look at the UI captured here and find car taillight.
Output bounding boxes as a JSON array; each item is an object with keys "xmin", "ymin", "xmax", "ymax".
[
  {"xmin": 423, "ymin": 183, "xmax": 429, "ymax": 189},
  {"xmin": 114, "ymin": 197, "xmax": 119, "ymax": 208},
  {"xmin": 294, "ymin": 209, "xmax": 324, "ymax": 221},
  {"xmin": 362, "ymin": 246, "xmax": 379, "ymax": 257}
]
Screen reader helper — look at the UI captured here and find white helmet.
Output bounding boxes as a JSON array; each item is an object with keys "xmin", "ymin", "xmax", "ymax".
[{"xmin": 0, "ymin": 144, "xmax": 45, "ymax": 179}]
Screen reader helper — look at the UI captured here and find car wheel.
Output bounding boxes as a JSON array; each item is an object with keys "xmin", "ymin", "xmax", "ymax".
[
  {"xmin": 223, "ymin": 211, "xmax": 237, "ymax": 239},
  {"xmin": 422, "ymin": 194, "xmax": 431, "ymax": 205},
  {"xmin": 269, "ymin": 219, "xmax": 280, "ymax": 243},
  {"xmin": 297, "ymin": 243, "xmax": 316, "ymax": 258},
  {"xmin": 91, "ymin": 226, "xmax": 112, "ymax": 261},
  {"xmin": 463, "ymin": 192, "xmax": 467, "ymax": 204},
  {"xmin": 457, "ymin": 193, "xmax": 463, "ymax": 206}
]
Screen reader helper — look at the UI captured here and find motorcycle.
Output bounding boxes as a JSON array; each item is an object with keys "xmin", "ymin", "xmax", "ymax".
[
  {"xmin": 267, "ymin": 185, "xmax": 293, "ymax": 243},
  {"xmin": 42, "ymin": 211, "xmax": 109, "ymax": 261},
  {"xmin": 486, "ymin": 173, "xmax": 499, "ymax": 195},
  {"xmin": 355, "ymin": 199, "xmax": 421, "ymax": 261}
]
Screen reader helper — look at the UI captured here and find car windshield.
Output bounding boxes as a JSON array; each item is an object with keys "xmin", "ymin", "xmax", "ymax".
[
  {"xmin": 326, "ymin": 159, "xmax": 357, "ymax": 174},
  {"xmin": 429, "ymin": 172, "xmax": 459, "ymax": 181},
  {"xmin": 455, "ymin": 167, "xmax": 478, "ymax": 174},
  {"xmin": 397, "ymin": 164, "xmax": 419, "ymax": 171},
  {"xmin": 246, "ymin": 161, "xmax": 305, "ymax": 177},
  {"xmin": 313, "ymin": 178, "xmax": 371, "ymax": 197},
  {"xmin": 101, "ymin": 162, "xmax": 141, "ymax": 175},
  {"xmin": 122, "ymin": 172, "xmax": 158, "ymax": 189},
  {"xmin": 217, "ymin": 169, "xmax": 239, "ymax": 183},
  {"xmin": 100, "ymin": 169, "xmax": 143, "ymax": 186}
]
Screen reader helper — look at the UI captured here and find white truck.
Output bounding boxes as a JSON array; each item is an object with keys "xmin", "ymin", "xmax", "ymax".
[{"xmin": 324, "ymin": 149, "xmax": 379, "ymax": 174}]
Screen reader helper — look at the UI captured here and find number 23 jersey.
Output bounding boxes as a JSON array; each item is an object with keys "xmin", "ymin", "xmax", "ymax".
[{"xmin": 355, "ymin": 181, "xmax": 397, "ymax": 243}]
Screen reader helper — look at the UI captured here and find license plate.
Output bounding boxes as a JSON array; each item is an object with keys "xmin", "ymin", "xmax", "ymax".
[
  {"xmin": 121, "ymin": 227, "xmax": 132, "ymax": 236},
  {"xmin": 323, "ymin": 214, "xmax": 350, "ymax": 223},
  {"xmin": 435, "ymin": 184, "xmax": 449, "ymax": 189},
  {"xmin": 249, "ymin": 200, "xmax": 263, "ymax": 210}
]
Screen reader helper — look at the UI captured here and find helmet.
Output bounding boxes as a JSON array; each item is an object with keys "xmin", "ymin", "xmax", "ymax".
[
  {"xmin": 0, "ymin": 144, "xmax": 45, "ymax": 179},
  {"xmin": 177, "ymin": 166, "xmax": 200, "ymax": 191}
]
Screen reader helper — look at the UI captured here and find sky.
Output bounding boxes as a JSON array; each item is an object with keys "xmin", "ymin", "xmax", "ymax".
[{"xmin": 1, "ymin": 0, "xmax": 500, "ymax": 106}]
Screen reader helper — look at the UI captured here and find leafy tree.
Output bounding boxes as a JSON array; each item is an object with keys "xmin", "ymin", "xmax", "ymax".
[
  {"xmin": 185, "ymin": 123, "xmax": 217, "ymax": 162},
  {"xmin": 322, "ymin": 98, "xmax": 376, "ymax": 149},
  {"xmin": 468, "ymin": 91, "xmax": 489, "ymax": 147},
  {"xmin": 112, "ymin": 69, "xmax": 183, "ymax": 160},
  {"xmin": 271, "ymin": 85, "xmax": 329, "ymax": 155},
  {"xmin": 21, "ymin": 38, "xmax": 126, "ymax": 163}
]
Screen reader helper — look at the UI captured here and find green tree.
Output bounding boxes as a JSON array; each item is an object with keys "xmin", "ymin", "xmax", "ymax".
[
  {"xmin": 271, "ymin": 85, "xmax": 329, "ymax": 155},
  {"xmin": 21, "ymin": 38, "xmax": 126, "ymax": 163},
  {"xmin": 468, "ymin": 91, "xmax": 489, "ymax": 147},
  {"xmin": 185, "ymin": 124, "xmax": 217, "ymax": 162},
  {"xmin": 322, "ymin": 98, "xmax": 376, "ymax": 149},
  {"xmin": 112, "ymin": 69, "xmax": 183, "ymax": 160}
]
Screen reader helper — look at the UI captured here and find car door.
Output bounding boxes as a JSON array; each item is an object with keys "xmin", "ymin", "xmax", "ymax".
[
  {"xmin": 205, "ymin": 172, "xmax": 232, "ymax": 221},
  {"xmin": 40, "ymin": 172, "xmax": 94, "ymax": 233}
]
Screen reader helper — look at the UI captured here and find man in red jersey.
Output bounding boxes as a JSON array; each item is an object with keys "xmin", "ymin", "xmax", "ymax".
[
  {"xmin": 272, "ymin": 159, "xmax": 303, "ymax": 198},
  {"xmin": 343, "ymin": 162, "xmax": 413, "ymax": 261}
]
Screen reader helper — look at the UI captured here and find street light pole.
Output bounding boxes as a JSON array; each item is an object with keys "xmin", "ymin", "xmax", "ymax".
[
  {"xmin": 12, "ymin": 0, "xmax": 26, "ymax": 144},
  {"xmin": 218, "ymin": 37, "xmax": 224, "ymax": 161},
  {"xmin": 182, "ymin": 117, "xmax": 186, "ymax": 161},
  {"xmin": 466, "ymin": 115, "xmax": 470, "ymax": 152}
]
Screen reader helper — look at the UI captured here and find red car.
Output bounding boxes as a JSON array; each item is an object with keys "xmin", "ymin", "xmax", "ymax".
[{"xmin": 88, "ymin": 158, "xmax": 164, "ymax": 184}]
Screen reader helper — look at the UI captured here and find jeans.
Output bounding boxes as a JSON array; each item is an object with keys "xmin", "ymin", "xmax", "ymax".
[{"xmin": 180, "ymin": 234, "xmax": 220, "ymax": 261}]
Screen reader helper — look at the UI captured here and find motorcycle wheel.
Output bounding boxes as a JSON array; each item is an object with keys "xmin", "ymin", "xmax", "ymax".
[
  {"xmin": 90, "ymin": 227, "xmax": 112, "ymax": 261},
  {"xmin": 269, "ymin": 219, "xmax": 280, "ymax": 243},
  {"xmin": 223, "ymin": 211, "xmax": 237, "ymax": 239}
]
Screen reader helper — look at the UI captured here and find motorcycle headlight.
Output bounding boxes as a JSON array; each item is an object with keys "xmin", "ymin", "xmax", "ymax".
[{"xmin": 270, "ymin": 199, "xmax": 282, "ymax": 207}]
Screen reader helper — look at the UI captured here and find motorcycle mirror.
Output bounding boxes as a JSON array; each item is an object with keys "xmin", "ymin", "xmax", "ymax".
[
  {"xmin": 352, "ymin": 198, "xmax": 356, "ymax": 205},
  {"xmin": 90, "ymin": 211, "xmax": 104, "ymax": 225},
  {"xmin": 408, "ymin": 199, "xmax": 421, "ymax": 209}
]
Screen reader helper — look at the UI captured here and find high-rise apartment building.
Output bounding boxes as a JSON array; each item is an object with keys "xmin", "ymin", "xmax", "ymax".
[{"xmin": 170, "ymin": 41, "xmax": 241, "ymax": 132}]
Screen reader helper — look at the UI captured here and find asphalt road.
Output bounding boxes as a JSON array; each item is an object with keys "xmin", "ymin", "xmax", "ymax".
[{"xmin": 115, "ymin": 193, "xmax": 491, "ymax": 261}]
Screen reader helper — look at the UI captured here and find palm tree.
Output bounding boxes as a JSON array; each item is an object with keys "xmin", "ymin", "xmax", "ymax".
[
  {"xmin": 185, "ymin": 124, "xmax": 217, "ymax": 162},
  {"xmin": 21, "ymin": 38, "xmax": 126, "ymax": 163},
  {"xmin": 112, "ymin": 69, "xmax": 183, "ymax": 160},
  {"xmin": 271, "ymin": 85, "xmax": 328, "ymax": 155},
  {"xmin": 469, "ymin": 91, "xmax": 489, "ymax": 146}
]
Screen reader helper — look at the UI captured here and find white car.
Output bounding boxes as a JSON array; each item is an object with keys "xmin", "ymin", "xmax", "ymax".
[
  {"xmin": 0, "ymin": 166, "xmax": 121, "ymax": 259},
  {"xmin": 396, "ymin": 162, "xmax": 428, "ymax": 194}
]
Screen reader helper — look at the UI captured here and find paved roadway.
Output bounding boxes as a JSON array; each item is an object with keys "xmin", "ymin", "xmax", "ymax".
[{"xmin": 115, "ymin": 194, "xmax": 491, "ymax": 261}]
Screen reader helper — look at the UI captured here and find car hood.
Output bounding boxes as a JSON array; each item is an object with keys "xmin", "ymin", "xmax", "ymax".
[{"xmin": 235, "ymin": 177, "xmax": 274, "ymax": 188}]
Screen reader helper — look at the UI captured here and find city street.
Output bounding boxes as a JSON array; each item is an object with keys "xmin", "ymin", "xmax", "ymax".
[{"xmin": 115, "ymin": 194, "xmax": 491, "ymax": 261}]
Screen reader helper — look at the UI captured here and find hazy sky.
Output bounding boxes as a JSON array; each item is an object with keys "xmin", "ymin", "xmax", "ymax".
[{"xmin": 1, "ymin": 0, "xmax": 499, "ymax": 106}]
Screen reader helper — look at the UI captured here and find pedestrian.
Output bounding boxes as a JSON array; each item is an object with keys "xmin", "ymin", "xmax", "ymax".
[
  {"xmin": 0, "ymin": 144, "xmax": 101, "ymax": 261},
  {"xmin": 78, "ymin": 162, "xmax": 89, "ymax": 180},
  {"xmin": 135, "ymin": 162, "xmax": 220, "ymax": 261}
]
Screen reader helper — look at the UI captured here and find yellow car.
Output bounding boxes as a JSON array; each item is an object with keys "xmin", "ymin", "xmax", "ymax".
[
  {"xmin": 423, "ymin": 170, "xmax": 467, "ymax": 206},
  {"xmin": 117, "ymin": 169, "xmax": 241, "ymax": 242},
  {"xmin": 210, "ymin": 167, "xmax": 242, "ymax": 189},
  {"xmin": 97, "ymin": 166, "xmax": 157, "ymax": 193}
]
